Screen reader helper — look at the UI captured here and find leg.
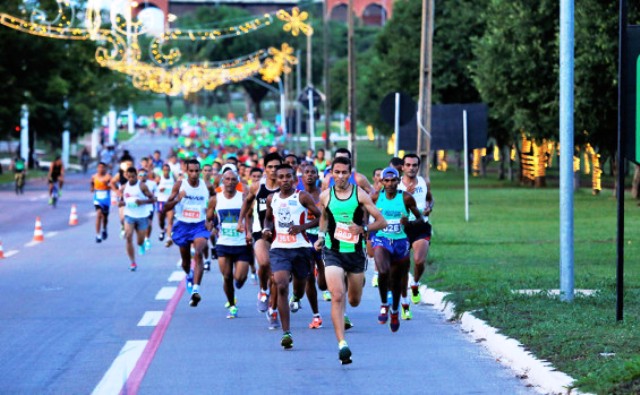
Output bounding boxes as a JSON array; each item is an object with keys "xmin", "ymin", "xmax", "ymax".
[
  {"xmin": 273, "ymin": 270, "xmax": 291, "ymax": 332},
  {"xmin": 95, "ymin": 210, "xmax": 103, "ymax": 235},
  {"xmin": 192, "ymin": 237, "xmax": 208, "ymax": 286},
  {"xmin": 325, "ymin": 266, "xmax": 347, "ymax": 343},
  {"xmin": 346, "ymin": 271, "xmax": 365, "ymax": 308},
  {"xmin": 412, "ymin": 239, "xmax": 429, "ymax": 284},
  {"xmin": 389, "ymin": 260, "xmax": 406, "ymax": 312},
  {"xmin": 254, "ymin": 239, "xmax": 271, "ymax": 290},
  {"xmin": 233, "ymin": 260, "xmax": 249, "ymax": 289},
  {"xmin": 124, "ymin": 222, "xmax": 135, "ymax": 263},
  {"xmin": 305, "ymin": 262, "xmax": 319, "ymax": 315},
  {"xmin": 135, "ymin": 227, "xmax": 146, "ymax": 250},
  {"xmin": 374, "ymin": 247, "xmax": 391, "ymax": 305},
  {"xmin": 218, "ymin": 256, "xmax": 235, "ymax": 305}
]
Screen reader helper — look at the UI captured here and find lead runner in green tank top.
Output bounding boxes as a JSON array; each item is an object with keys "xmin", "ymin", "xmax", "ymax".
[{"xmin": 313, "ymin": 156, "xmax": 387, "ymax": 365}]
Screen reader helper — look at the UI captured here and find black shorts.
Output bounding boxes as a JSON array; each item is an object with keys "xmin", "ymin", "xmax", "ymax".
[
  {"xmin": 94, "ymin": 204, "xmax": 110, "ymax": 216},
  {"xmin": 323, "ymin": 249, "xmax": 367, "ymax": 274},
  {"xmin": 405, "ymin": 221, "xmax": 432, "ymax": 244},
  {"xmin": 270, "ymin": 248, "xmax": 312, "ymax": 279},
  {"xmin": 252, "ymin": 231, "xmax": 274, "ymax": 244},
  {"xmin": 217, "ymin": 244, "xmax": 252, "ymax": 263}
]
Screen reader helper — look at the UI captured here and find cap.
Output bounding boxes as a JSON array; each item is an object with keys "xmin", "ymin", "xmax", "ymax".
[
  {"xmin": 220, "ymin": 163, "xmax": 238, "ymax": 175},
  {"xmin": 381, "ymin": 167, "xmax": 399, "ymax": 179}
]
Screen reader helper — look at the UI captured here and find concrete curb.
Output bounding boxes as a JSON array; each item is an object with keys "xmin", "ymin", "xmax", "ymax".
[{"xmin": 420, "ymin": 286, "xmax": 589, "ymax": 395}]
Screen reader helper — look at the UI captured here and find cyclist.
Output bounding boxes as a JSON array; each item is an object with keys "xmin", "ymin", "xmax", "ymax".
[
  {"xmin": 48, "ymin": 156, "xmax": 64, "ymax": 204},
  {"xmin": 12, "ymin": 155, "xmax": 26, "ymax": 195}
]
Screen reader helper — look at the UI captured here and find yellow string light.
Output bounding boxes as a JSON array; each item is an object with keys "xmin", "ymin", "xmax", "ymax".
[
  {"xmin": 277, "ymin": 7, "xmax": 313, "ymax": 36},
  {"xmin": 436, "ymin": 150, "xmax": 448, "ymax": 172}
]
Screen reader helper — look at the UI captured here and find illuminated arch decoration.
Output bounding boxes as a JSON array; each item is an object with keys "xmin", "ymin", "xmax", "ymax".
[{"xmin": 276, "ymin": 7, "xmax": 313, "ymax": 37}]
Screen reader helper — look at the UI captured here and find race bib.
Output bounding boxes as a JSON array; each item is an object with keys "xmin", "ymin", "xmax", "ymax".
[
  {"xmin": 334, "ymin": 222, "xmax": 359, "ymax": 244},
  {"xmin": 383, "ymin": 220, "xmax": 402, "ymax": 234},
  {"xmin": 276, "ymin": 232, "xmax": 297, "ymax": 244},
  {"xmin": 126, "ymin": 202, "xmax": 138, "ymax": 209},
  {"xmin": 258, "ymin": 202, "xmax": 267, "ymax": 212},
  {"xmin": 95, "ymin": 190, "xmax": 108, "ymax": 200},
  {"xmin": 221, "ymin": 222, "xmax": 240, "ymax": 237},
  {"xmin": 182, "ymin": 205, "xmax": 201, "ymax": 219}
]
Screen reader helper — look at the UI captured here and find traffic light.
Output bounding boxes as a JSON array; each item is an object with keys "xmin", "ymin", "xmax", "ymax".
[{"xmin": 15, "ymin": 125, "xmax": 20, "ymax": 133}]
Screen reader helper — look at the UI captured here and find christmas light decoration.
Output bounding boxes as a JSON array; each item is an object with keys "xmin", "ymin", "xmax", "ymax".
[{"xmin": 277, "ymin": 7, "xmax": 313, "ymax": 37}]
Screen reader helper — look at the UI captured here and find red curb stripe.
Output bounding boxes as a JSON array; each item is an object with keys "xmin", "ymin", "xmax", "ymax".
[{"xmin": 122, "ymin": 280, "xmax": 186, "ymax": 395}]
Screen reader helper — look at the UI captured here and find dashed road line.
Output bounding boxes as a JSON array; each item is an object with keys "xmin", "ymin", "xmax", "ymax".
[
  {"xmin": 91, "ymin": 340, "xmax": 148, "ymax": 395},
  {"xmin": 4, "ymin": 250, "xmax": 19, "ymax": 258},
  {"xmin": 168, "ymin": 270, "xmax": 185, "ymax": 282},
  {"xmin": 24, "ymin": 240, "xmax": 42, "ymax": 248},
  {"xmin": 155, "ymin": 286, "xmax": 177, "ymax": 300},
  {"xmin": 137, "ymin": 311, "xmax": 164, "ymax": 327}
]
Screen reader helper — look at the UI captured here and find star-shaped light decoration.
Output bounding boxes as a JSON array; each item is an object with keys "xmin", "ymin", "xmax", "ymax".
[{"xmin": 276, "ymin": 7, "xmax": 313, "ymax": 37}]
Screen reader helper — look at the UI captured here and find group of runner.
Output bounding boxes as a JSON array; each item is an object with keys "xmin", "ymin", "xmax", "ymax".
[{"xmin": 89, "ymin": 143, "xmax": 433, "ymax": 365}]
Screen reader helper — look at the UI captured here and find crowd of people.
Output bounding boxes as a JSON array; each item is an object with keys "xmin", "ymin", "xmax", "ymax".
[{"xmin": 89, "ymin": 121, "xmax": 434, "ymax": 365}]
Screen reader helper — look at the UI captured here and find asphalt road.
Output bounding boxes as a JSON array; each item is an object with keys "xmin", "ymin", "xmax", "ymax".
[{"xmin": 0, "ymin": 135, "xmax": 537, "ymax": 395}]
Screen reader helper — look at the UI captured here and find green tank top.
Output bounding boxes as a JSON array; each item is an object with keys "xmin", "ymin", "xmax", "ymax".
[
  {"xmin": 376, "ymin": 191, "xmax": 408, "ymax": 240},
  {"xmin": 326, "ymin": 186, "xmax": 364, "ymax": 253}
]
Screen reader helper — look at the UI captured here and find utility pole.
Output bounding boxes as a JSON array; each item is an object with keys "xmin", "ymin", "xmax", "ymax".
[
  {"xmin": 307, "ymin": 32, "xmax": 315, "ymax": 151},
  {"xmin": 296, "ymin": 50, "xmax": 302, "ymax": 155},
  {"xmin": 323, "ymin": 0, "xmax": 331, "ymax": 150},
  {"xmin": 417, "ymin": 0, "xmax": 434, "ymax": 178},
  {"xmin": 348, "ymin": 0, "xmax": 357, "ymax": 165}
]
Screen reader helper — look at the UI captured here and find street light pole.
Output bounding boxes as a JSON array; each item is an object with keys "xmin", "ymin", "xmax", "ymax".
[
  {"xmin": 417, "ymin": 0, "xmax": 434, "ymax": 178},
  {"xmin": 307, "ymin": 32, "xmax": 315, "ymax": 151},
  {"xmin": 323, "ymin": 0, "xmax": 332, "ymax": 150},
  {"xmin": 348, "ymin": 0, "xmax": 357, "ymax": 165}
]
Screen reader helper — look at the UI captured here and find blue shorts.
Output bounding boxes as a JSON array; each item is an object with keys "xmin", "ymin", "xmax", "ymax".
[
  {"xmin": 371, "ymin": 236, "xmax": 410, "ymax": 262},
  {"xmin": 156, "ymin": 201, "xmax": 166, "ymax": 213},
  {"xmin": 217, "ymin": 244, "xmax": 252, "ymax": 263},
  {"xmin": 125, "ymin": 215, "xmax": 149, "ymax": 231},
  {"xmin": 172, "ymin": 221, "xmax": 211, "ymax": 248}
]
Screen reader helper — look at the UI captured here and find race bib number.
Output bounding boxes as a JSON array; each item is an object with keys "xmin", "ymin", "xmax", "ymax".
[
  {"xmin": 383, "ymin": 220, "xmax": 402, "ymax": 234},
  {"xmin": 126, "ymin": 202, "xmax": 138, "ymax": 209},
  {"xmin": 276, "ymin": 232, "xmax": 297, "ymax": 244},
  {"xmin": 182, "ymin": 205, "xmax": 201, "ymax": 219},
  {"xmin": 258, "ymin": 202, "xmax": 267, "ymax": 212},
  {"xmin": 221, "ymin": 223, "xmax": 240, "ymax": 237},
  {"xmin": 334, "ymin": 222, "xmax": 359, "ymax": 244},
  {"xmin": 95, "ymin": 190, "xmax": 108, "ymax": 200}
]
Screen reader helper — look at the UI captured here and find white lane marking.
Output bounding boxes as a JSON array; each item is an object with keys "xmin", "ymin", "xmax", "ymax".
[
  {"xmin": 155, "ymin": 286, "xmax": 177, "ymax": 300},
  {"xmin": 44, "ymin": 231, "xmax": 58, "ymax": 238},
  {"xmin": 86, "ymin": 212, "xmax": 97, "ymax": 218},
  {"xmin": 24, "ymin": 240, "xmax": 42, "ymax": 248},
  {"xmin": 137, "ymin": 311, "xmax": 164, "ymax": 327},
  {"xmin": 4, "ymin": 250, "xmax": 19, "ymax": 258},
  {"xmin": 168, "ymin": 271, "xmax": 186, "ymax": 282},
  {"xmin": 29, "ymin": 197, "xmax": 38, "ymax": 202},
  {"xmin": 91, "ymin": 340, "xmax": 148, "ymax": 395}
]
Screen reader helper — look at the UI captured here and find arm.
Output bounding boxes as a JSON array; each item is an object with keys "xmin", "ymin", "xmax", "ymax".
[
  {"xmin": 163, "ymin": 181, "xmax": 184, "ymax": 213},
  {"xmin": 401, "ymin": 193, "xmax": 423, "ymax": 226},
  {"xmin": 424, "ymin": 178, "xmax": 434, "ymax": 216},
  {"xmin": 351, "ymin": 187, "xmax": 386, "ymax": 234},
  {"xmin": 321, "ymin": 175, "xmax": 331, "ymax": 191},
  {"xmin": 137, "ymin": 183, "xmax": 156, "ymax": 205},
  {"xmin": 355, "ymin": 172, "xmax": 374, "ymax": 195},
  {"xmin": 206, "ymin": 195, "xmax": 217, "ymax": 231},
  {"xmin": 289, "ymin": 192, "xmax": 320, "ymax": 234},
  {"xmin": 90, "ymin": 176, "xmax": 95, "ymax": 193},
  {"xmin": 262, "ymin": 194, "xmax": 274, "ymax": 240},
  {"xmin": 313, "ymin": 190, "xmax": 330, "ymax": 251},
  {"xmin": 237, "ymin": 182, "xmax": 259, "ymax": 232}
]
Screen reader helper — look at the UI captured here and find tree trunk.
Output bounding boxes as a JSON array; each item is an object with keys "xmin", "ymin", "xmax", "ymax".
[
  {"xmin": 498, "ymin": 145, "xmax": 506, "ymax": 180},
  {"xmin": 631, "ymin": 165, "xmax": 640, "ymax": 199}
]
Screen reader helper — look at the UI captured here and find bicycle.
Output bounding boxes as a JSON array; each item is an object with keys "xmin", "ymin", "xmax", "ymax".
[{"xmin": 14, "ymin": 172, "xmax": 25, "ymax": 195}]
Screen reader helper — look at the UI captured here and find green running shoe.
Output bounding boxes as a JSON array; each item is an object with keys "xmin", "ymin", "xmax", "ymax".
[
  {"xmin": 281, "ymin": 331, "xmax": 293, "ymax": 349},
  {"xmin": 411, "ymin": 285, "xmax": 421, "ymax": 304},
  {"xmin": 401, "ymin": 304, "xmax": 413, "ymax": 320},
  {"xmin": 344, "ymin": 314, "xmax": 354, "ymax": 330},
  {"xmin": 227, "ymin": 305, "xmax": 238, "ymax": 319}
]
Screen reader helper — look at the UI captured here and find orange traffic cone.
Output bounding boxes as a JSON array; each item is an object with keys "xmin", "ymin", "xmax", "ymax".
[
  {"xmin": 0, "ymin": 240, "xmax": 5, "ymax": 259},
  {"xmin": 33, "ymin": 217, "xmax": 44, "ymax": 242},
  {"xmin": 69, "ymin": 204, "xmax": 79, "ymax": 226}
]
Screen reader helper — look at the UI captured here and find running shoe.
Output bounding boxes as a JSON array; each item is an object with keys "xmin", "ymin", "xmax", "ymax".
[
  {"xmin": 378, "ymin": 305, "xmax": 389, "ymax": 324},
  {"xmin": 129, "ymin": 262, "xmax": 137, "ymax": 271},
  {"xmin": 267, "ymin": 310, "xmax": 280, "ymax": 330},
  {"xmin": 226, "ymin": 305, "xmax": 238, "ymax": 319},
  {"xmin": 401, "ymin": 304, "xmax": 413, "ymax": 320},
  {"xmin": 203, "ymin": 260, "xmax": 211, "ymax": 271},
  {"xmin": 389, "ymin": 311, "xmax": 400, "ymax": 332},
  {"xmin": 281, "ymin": 331, "xmax": 293, "ymax": 349},
  {"xmin": 158, "ymin": 231, "xmax": 165, "ymax": 241},
  {"xmin": 309, "ymin": 316, "xmax": 323, "ymax": 329},
  {"xmin": 120, "ymin": 225, "xmax": 125, "ymax": 239},
  {"xmin": 411, "ymin": 285, "xmax": 421, "ymax": 304},
  {"xmin": 48, "ymin": 197, "xmax": 53, "ymax": 205},
  {"xmin": 165, "ymin": 239, "xmax": 173, "ymax": 247},
  {"xmin": 189, "ymin": 291, "xmax": 201, "ymax": 307},
  {"xmin": 186, "ymin": 270, "xmax": 194, "ymax": 294},
  {"xmin": 257, "ymin": 291, "xmax": 269, "ymax": 312},
  {"xmin": 344, "ymin": 315, "xmax": 354, "ymax": 330},
  {"xmin": 250, "ymin": 273, "xmax": 258, "ymax": 285},
  {"xmin": 372, "ymin": 273, "xmax": 379, "ymax": 288},
  {"xmin": 138, "ymin": 245, "xmax": 146, "ymax": 256},
  {"xmin": 338, "ymin": 341, "xmax": 352, "ymax": 365},
  {"xmin": 224, "ymin": 297, "xmax": 238, "ymax": 309},
  {"xmin": 289, "ymin": 296, "xmax": 301, "ymax": 313},
  {"xmin": 144, "ymin": 239, "xmax": 151, "ymax": 252},
  {"xmin": 323, "ymin": 291, "xmax": 332, "ymax": 301},
  {"xmin": 96, "ymin": 235, "xmax": 102, "ymax": 243},
  {"xmin": 101, "ymin": 230, "xmax": 108, "ymax": 241}
]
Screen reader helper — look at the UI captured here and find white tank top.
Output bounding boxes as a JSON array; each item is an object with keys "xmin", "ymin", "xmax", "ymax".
[
  {"xmin": 398, "ymin": 176, "xmax": 428, "ymax": 221},
  {"xmin": 175, "ymin": 180, "xmax": 209, "ymax": 223},
  {"xmin": 123, "ymin": 181, "xmax": 149, "ymax": 218},
  {"xmin": 216, "ymin": 191, "xmax": 246, "ymax": 246},
  {"xmin": 156, "ymin": 174, "xmax": 175, "ymax": 202},
  {"xmin": 271, "ymin": 191, "xmax": 311, "ymax": 249}
]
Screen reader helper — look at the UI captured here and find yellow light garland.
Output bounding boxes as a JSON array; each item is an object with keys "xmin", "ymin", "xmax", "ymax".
[{"xmin": 277, "ymin": 7, "xmax": 313, "ymax": 36}]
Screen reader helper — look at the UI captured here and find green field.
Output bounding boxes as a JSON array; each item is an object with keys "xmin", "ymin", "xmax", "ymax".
[{"xmin": 355, "ymin": 142, "xmax": 640, "ymax": 394}]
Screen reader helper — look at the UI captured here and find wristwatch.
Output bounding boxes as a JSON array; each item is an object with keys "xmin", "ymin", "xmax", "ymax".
[{"xmin": 362, "ymin": 225, "xmax": 368, "ymax": 233}]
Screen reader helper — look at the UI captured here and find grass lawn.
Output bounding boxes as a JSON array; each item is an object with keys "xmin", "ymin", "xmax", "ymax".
[{"xmin": 355, "ymin": 143, "xmax": 640, "ymax": 394}]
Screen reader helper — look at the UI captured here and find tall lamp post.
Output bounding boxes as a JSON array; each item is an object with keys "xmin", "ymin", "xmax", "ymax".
[{"xmin": 347, "ymin": 0, "xmax": 357, "ymax": 165}]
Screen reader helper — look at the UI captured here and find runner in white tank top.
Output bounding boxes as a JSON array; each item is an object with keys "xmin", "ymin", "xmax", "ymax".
[
  {"xmin": 155, "ymin": 164, "xmax": 175, "ymax": 243},
  {"xmin": 119, "ymin": 167, "xmax": 155, "ymax": 272},
  {"xmin": 262, "ymin": 164, "xmax": 321, "ymax": 349},
  {"xmin": 398, "ymin": 154, "xmax": 435, "ymax": 317},
  {"xmin": 163, "ymin": 159, "xmax": 215, "ymax": 308}
]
